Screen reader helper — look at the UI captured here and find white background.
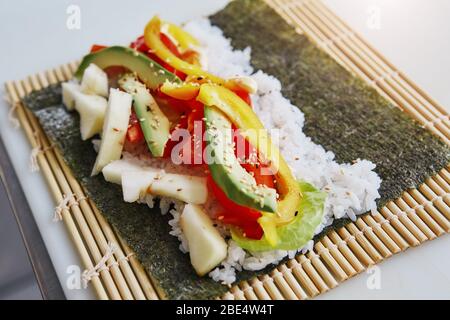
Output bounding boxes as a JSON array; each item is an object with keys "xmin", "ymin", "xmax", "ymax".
[{"xmin": 0, "ymin": 0, "xmax": 449, "ymax": 299}]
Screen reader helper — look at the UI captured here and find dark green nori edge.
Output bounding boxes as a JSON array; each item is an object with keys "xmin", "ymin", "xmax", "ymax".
[{"xmin": 22, "ymin": 0, "xmax": 450, "ymax": 299}]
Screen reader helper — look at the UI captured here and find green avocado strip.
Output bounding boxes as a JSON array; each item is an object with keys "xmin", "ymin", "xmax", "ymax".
[
  {"xmin": 22, "ymin": 0, "xmax": 450, "ymax": 299},
  {"xmin": 74, "ymin": 46, "xmax": 180, "ymax": 89}
]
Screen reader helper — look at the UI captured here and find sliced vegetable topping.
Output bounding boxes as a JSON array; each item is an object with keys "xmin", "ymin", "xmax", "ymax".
[
  {"xmin": 232, "ymin": 182, "xmax": 326, "ymax": 251},
  {"xmin": 126, "ymin": 112, "xmax": 145, "ymax": 144},
  {"xmin": 144, "ymin": 16, "xmax": 256, "ymax": 94},
  {"xmin": 73, "ymin": 93, "xmax": 107, "ymax": 140},
  {"xmin": 160, "ymin": 81, "xmax": 200, "ymax": 101},
  {"xmin": 61, "ymin": 82, "xmax": 81, "ymax": 111},
  {"xmin": 180, "ymin": 204, "xmax": 227, "ymax": 276},
  {"xmin": 74, "ymin": 46, "xmax": 180, "ymax": 90},
  {"xmin": 144, "ymin": 16, "xmax": 223, "ymax": 84},
  {"xmin": 197, "ymin": 84, "xmax": 302, "ymax": 232},
  {"xmin": 91, "ymin": 89, "xmax": 133, "ymax": 176},
  {"xmin": 204, "ymin": 105, "xmax": 277, "ymax": 213},
  {"xmin": 208, "ymin": 176, "xmax": 264, "ymax": 240},
  {"xmin": 80, "ymin": 63, "xmax": 109, "ymax": 97},
  {"xmin": 120, "ymin": 75, "xmax": 171, "ymax": 157},
  {"xmin": 70, "ymin": 16, "xmax": 327, "ymax": 256}
]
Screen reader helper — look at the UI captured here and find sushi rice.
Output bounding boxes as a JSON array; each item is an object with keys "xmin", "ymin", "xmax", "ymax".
[{"xmin": 96, "ymin": 18, "xmax": 381, "ymax": 284}]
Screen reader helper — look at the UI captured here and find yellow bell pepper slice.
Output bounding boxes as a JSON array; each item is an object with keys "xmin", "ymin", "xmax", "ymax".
[
  {"xmin": 258, "ymin": 212, "xmax": 279, "ymax": 246},
  {"xmin": 160, "ymin": 81, "xmax": 200, "ymax": 100},
  {"xmin": 145, "ymin": 16, "xmax": 225, "ymax": 85},
  {"xmin": 145, "ymin": 16, "xmax": 257, "ymax": 93},
  {"xmin": 197, "ymin": 84, "xmax": 302, "ymax": 228},
  {"xmin": 161, "ymin": 22, "xmax": 200, "ymax": 53}
]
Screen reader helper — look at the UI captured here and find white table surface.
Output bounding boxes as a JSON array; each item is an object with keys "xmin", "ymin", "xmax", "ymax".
[{"xmin": 0, "ymin": 0, "xmax": 449, "ymax": 300}]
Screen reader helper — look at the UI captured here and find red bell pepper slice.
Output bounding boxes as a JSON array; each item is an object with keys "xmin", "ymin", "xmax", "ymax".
[
  {"xmin": 207, "ymin": 176, "xmax": 263, "ymax": 240},
  {"xmin": 130, "ymin": 35, "xmax": 186, "ymax": 80},
  {"xmin": 126, "ymin": 112, "xmax": 144, "ymax": 144}
]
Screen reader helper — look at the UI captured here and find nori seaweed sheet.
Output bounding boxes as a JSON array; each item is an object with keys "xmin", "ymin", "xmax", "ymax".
[{"xmin": 22, "ymin": 0, "xmax": 450, "ymax": 299}]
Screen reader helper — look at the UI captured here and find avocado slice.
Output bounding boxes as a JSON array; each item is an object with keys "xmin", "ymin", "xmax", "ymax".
[
  {"xmin": 204, "ymin": 105, "xmax": 277, "ymax": 213},
  {"xmin": 74, "ymin": 46, "xmax": 180, "ymax": 90},
  {"xmin": 120, "ymin": 75, "xmax": 170, "ymax": 157}
]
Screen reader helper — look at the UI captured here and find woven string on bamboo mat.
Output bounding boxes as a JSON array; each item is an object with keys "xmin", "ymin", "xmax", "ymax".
[{"xmin": 4, "ymin": 0, "xmax": 450, "ymax": 300}]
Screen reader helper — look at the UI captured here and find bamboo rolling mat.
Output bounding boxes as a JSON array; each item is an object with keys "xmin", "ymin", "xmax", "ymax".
[{"xmin": 4, "ymin": 0, "xmax": 450, "ymax": 300}]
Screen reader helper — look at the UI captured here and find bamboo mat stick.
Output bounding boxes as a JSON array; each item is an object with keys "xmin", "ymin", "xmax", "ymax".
[
  {"xmin": 385, "ymin": 201, "xmax": 430, "ymax": 242},
  {"xmin": 112, "ymin": 230, "xmax": 161, "ymax": 300},
  {"xmin": 4, "ymin": 81, "xmax": 110, "ymax": 300},
  {"xmin": 379, "ymin": 206, "xmax": 421, "ymax": 246},
  {"xmin": 239, "ymin": 281, "xmax": 259, "ymax": 300},
  {"xmin": 425, "ymin": 179, "xmax": 450, "ymax": 218},
  {"xmin": 361, "ymin": 214, "xmax": 402, "ymax": 254},
  {"xmin": 270, "ymin": 270, "xmax": 297, "ymax": 300},
  {"xmin": 248, "ymin": 278, "xmax": 272, "ymax": 300},
  {"xmin": 410, "ymin": 188, "xmax": 450, "ymax": 232},
  {"xmin": 394, "ymin": 197, "xmax": 437, "ymax": 239},
  {"xmin": 311, "ymin": 243, "xmax": 345, "ymax": 282},
  {"xmin": 369, "ymin": 211, "xmax": 409, "ymax": 251},
  {"xmin": 297, "ymin": 255, "xmax": 329, "ymax": 292},
  {"xmin": 229, "ymin": 286, "xmax": 246, "ymax": 300},
  {"xmin": 354, "ymin": 219, "xmax": 392, "ymax": 258},
  {"xmin": 260, "ymin": 274, "xmax": 285, "ymax": 300},
  {"xmin": 286, "ymin": 259, "xmax": 319, "ymax": 297},
  {"xmin": 336, "ymin": 226, "xmax": 373, "ymax": 266},
  {"xmin": 345, "ymin": 223, "xmax": 382, "ymax": 263},
  {"xmin": 425, "ymin": 183, "xmax": 450, "ymax": 215},
  {"xmin": 327, "ymin": 231, "xmax": 364, "ymax": 273},
  {"xmin": 320, "ymin": 235, "xmax": 357, "ymax": 277},
  {"xmin": 306, "ymin": 250, "xmax": 338, "ymax": 288},
  {"xmin": 402, "ymin": 191, "xmax": 445, "ymax": 236},
  {"xmin": 276, "ymin": 265, "xmax": 308, "ymax": 299},
  {"xmin": 440, "ymin": 170, "xmax": 450, "ymax": 187}
]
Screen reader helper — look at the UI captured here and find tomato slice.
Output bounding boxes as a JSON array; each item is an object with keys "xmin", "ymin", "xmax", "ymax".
[
  {"xmin": 163, "ymin": 107, "xmax": 205, "ymax": 166},
  {"xmin": 126, "ymin": 112, "xmax": 144, "ymax": 144}
]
